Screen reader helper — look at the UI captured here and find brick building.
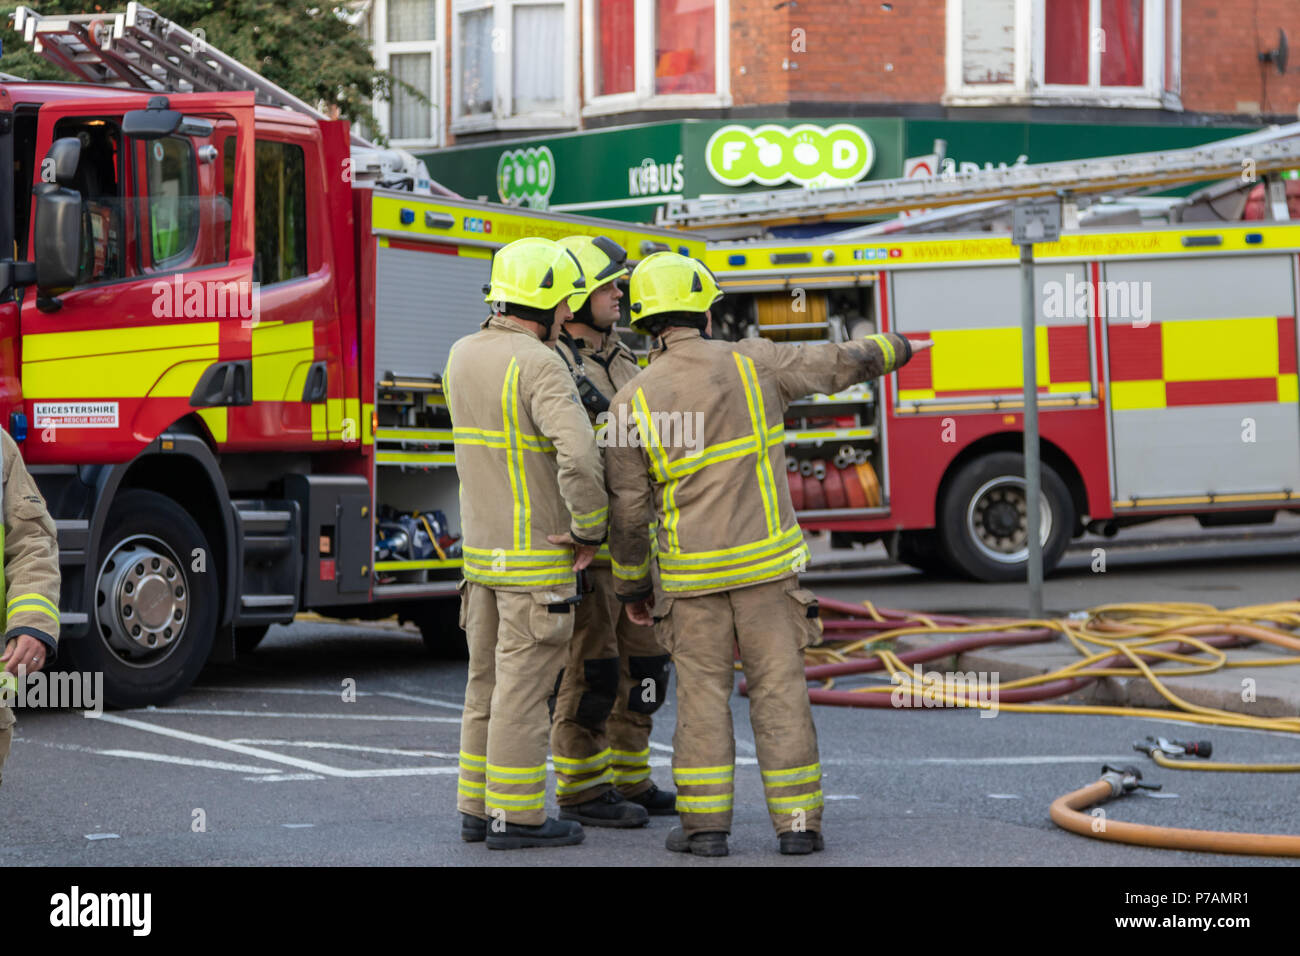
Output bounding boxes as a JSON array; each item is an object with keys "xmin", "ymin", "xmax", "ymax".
[{"xmin": 358, "ymin": 0, "xmax": 1299, "ymax": 220}]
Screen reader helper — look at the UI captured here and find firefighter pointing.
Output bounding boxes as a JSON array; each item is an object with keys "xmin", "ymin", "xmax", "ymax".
[
  {"xmin": 445, "ymin": 237, "xmax": 608, "ymax": 850},
  {"xmin": 605, "ymin": 252, "xmax": 931, "ymax": 856},
  {"xmin": 549, "ymin": 235, "xmax": 675, "ymax": 828}
]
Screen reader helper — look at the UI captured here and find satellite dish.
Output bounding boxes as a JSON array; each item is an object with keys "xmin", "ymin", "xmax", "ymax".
[{"xmin": 1259, "ymin": 28, "xmax": 1288, "ymax": 75}]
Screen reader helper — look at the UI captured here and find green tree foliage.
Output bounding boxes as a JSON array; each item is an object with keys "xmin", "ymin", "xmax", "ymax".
[{"xmin": 1, "ymin": 1, "xmax": 404, "ymax": 141}]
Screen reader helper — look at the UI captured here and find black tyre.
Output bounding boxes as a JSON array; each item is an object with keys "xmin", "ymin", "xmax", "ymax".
[
  {"xmin": 62, "ymin": 489, "xmax": 220, "ymax": 708},
  {"xmin": 234, "ymin": 624, "xmax": 270, "ymax": 654},
  {"xmin": 887, "ymin": 530, "xmax": 953, "ymax": 576},
  {"xmin": 937, "ymin": 452, "xmax": 1074, "ymax": 582},
  {"xmin": 411, "ymin": 598, "xmax": 468, "ymax": 660}
]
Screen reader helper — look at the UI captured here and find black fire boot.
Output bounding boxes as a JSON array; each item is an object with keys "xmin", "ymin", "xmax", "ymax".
[
  {"xmin": 485, "ymin": 816, "xmax": 585, "ymax": 850},
  {"xmin": 666, "ymin": 826, "xmax": 729, "ymax": 857},
  {"xmin": 460, "ymin": 813, "xmax": 488, "ymax": 843},
  {"xmin": 778, "ymin": 830, "xmax": 825, "ymax": 855},
  {"xmin": 623, "ymin": 783, "xmax": 678, "ymax": 816},
  {"xmin": 559, "ymin": 789, "xmax": 650, "ymax": 828}
]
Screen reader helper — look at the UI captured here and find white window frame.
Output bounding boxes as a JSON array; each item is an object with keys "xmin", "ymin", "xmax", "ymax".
[
  {"xmin": 944, "ymin": 0, "xmax": 1181, "ymax": 110},
  {"xmin": 451, "ymin": 0, "xmax": 580, "ymax": 134},
  {"xmin": 581, "ymin": 0, "xmax": 731, "ymax": 117},
  {"xmin": 372, "ymin": 0, "xmax": 446, "ymax": 149}
]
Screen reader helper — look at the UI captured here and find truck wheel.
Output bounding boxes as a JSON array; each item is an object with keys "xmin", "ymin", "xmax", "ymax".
[
  {"xmin": 64, "ymin": 489, "xmax": 220, "ymax": 708},
  {"xmin": 887, "ymin": 530, "xmax": 952, "ymax": 576},
  {"xmin": 937, "ymin": 452, "xmax": 1074, "ymax": 582},
  {"xmin": 411, "ymin": 598, "xmax": 468, "ymax": 661}
]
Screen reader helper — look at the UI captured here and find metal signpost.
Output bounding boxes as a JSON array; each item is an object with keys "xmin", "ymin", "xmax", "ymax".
[{"xmin": 1011, "ymin": 197, "xmax": 1061, "ymax": 619}]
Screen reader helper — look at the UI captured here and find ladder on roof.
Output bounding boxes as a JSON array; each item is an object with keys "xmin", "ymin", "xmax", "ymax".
[
  {"xmin": 12, "ymin": 2, "xmax": 367, "ymax": 147},
  {"xmin": 661, "ymin": 122, "xmax": 1300, "ymax": 230}
]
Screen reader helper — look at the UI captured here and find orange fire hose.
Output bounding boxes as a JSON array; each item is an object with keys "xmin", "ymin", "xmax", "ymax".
[{"xmin": 1050, "ymin": 769, "xmax": 1300, "ymax": 857}]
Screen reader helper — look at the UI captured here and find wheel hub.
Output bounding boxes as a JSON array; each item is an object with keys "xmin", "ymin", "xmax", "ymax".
[
  {"xmin": 96, "ymin": 537, "xmax": 188, "ymax": 664},
  {"xmin": 966, "ymin": 477, "xmax": 1053, "ymax": 564}
]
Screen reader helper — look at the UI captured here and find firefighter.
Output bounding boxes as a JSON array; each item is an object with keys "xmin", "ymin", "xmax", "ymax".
[
  {"xmin": 548, "ymin": 235, "xmax": 675, "ymax": 827},
  {"xmin": 445, "ymin": 237, "xmax": 609, "ymax": 850},
  {"xmin": 605, "ymin": 252, "xmax": 930, "ymax": 856},
  {"xmin": 0, "ymin": 427, "xmax": 62, "ymax": 788}
]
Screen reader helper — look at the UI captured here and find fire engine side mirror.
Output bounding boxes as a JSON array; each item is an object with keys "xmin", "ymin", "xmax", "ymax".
[
  {"xmin": 33, "ymin": 184, "xmax": 82, "ymax": 294},
  {"xmin": 43, "ymin": 137, "xmax": 82, "ymax": 187}
]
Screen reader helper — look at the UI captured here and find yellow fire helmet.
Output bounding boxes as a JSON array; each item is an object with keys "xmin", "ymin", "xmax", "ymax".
[
  {"xmin": 628, "ymin": 251, "xmax": 722, "ymax": 334},
  {"xmin": 483, "ymin": 237, "xmax": 586, "ymax": 312},
  {"xmin": 557, "ymin": 235, "xmax": 630, "ymax": 311}
]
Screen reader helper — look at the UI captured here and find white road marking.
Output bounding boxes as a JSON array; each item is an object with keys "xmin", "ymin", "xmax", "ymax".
[
  {"xmin": 85, "ymin": 833, "xmax": 119, "ymax": 840},
  {"xmin": 377, "ymin": 690, "xmax": 464, "ymax": 712},
  {"xmin": 282, "ymin": 823, "xmax": 315, "ymax": 828},
  {"xmin": 231, "ymin": 739, "xmax": 459, "ymax": 759},
  {"xmin": 195, "ymin": 686, "xmax": 466, "ymax": 712},
  {"xmin": 897, "ymin": 755, "xmax": 1134, "ymax": 766},
  {"xmin": 97, "ymin": 713, "xmax": 464, "ymax": 778},
  {"xmin": 16, "ymin": 736, "xmax": 280, "ymax": 774},
  {"xmin": 197, "ymin": 686, "xmax": 375, "ymax": 697},
  {"xmin": 126, "ymin": 708, "xmax": 460, "ymax": 723},
  {"xmin": 246, "ymin": 774, "xmax": 325, "ymax": 783},
  {"xmin": 987, "ymin": 793, "xmax": 1022, "ymax": 799},
  {"xmin": 648, "ymin": 742, "xmax": 673, "ymax": 752},
  {"xmin": 824, "ymin": 794, "xmax": 860, "ymax": 801}
]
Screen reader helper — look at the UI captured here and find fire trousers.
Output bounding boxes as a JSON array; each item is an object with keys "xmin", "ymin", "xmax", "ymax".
[
  {"xmin": 551, "ymin": 566, "xmax": 671, "ymax": 805},
  {"xmin": 457, "ymin": 582, "xmax": 574, "ymax": 826},
  {"xmin": 661, "ymin": 576, "xmax": 823, "ymax": 836}
]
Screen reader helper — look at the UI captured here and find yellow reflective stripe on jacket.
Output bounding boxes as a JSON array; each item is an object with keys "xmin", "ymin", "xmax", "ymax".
[
  {"xmin": 457, "ymin": 781, "xmax": 486, "ymax": 798},
  {"xmin": 501, "ymin": 358, "xmax": 531, "ymax": 550},
  {"xmin": 866, "ymin": 333, "xmax": 896, "ymax": 370},
  {"xmin": 660, "ymin": 545, "xmax": 808, "ymax": 592},
  {"xmin": 7, "ymin": 593, "xmax": 60, "ymax": 623},
  {"xmin": 734, "ymin": 352, "xmax": 781, "ymax": 538},
  {"xmin": 453, "ymin": 426, "xmax": 555, "ymax": 453},
  {"xmin": 461, "ymin": 547, "xmax": 575, "ymax": 586},
  {"xmin": 633, "ymin": 387, "xmax": 682, "ymax": 554},
  {"xmin": 572, "ymin": 504, "xmax": 608, "ymax": 532},
  {"xmin": 765, "ymin": 790, "xmax": 824, "ymax": 810},
  {"xmin": 458, "ymin": 751, "xmax": 486, "ymax": 771},
  {"xmin": 761, "ymin": 763, "xmax": 822, "ymax": 787},
  {"xmin": 486, "ymin": 763, "xmax": 548, "ymax": 784},
  {"xmin": 611, "ymin": 552, "xmax": 651, "ymax": 581},
  {"xmin": 659, "ymin": 525, "xmax": 805, "ymax": 570}
]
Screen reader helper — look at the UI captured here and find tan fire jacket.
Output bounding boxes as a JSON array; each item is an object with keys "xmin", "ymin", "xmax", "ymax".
[
  {"xmin": 445, "ymin": 315, "xmax": 609, "ymax": 592},
  {"xmin": 606, "ymin": 329, "xmax": 912, "ymax": 601},
  {"xmin": 2, "ymin": 428, "xmax": 61, "ymax": 658},
  {"xmin": 555, "ymin": 328, "xmax": 641, "ymax": 568}
]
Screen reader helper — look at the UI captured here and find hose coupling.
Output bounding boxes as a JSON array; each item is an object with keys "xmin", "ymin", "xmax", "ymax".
[{"xmin": 1101, "ymin": 763, "xmax": 1162, "ymax": 795}]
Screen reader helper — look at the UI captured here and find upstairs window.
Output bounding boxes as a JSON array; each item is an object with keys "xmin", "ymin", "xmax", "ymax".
[{"xmin": 946, "ymin": 0, "xmax": 1179, "ymax": 109}]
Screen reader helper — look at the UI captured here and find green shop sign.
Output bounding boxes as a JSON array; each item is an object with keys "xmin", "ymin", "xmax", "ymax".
[
  {"xmin": 705, "ymin": 123, "xmax": 875, "ymax": 187},
  {"xmin": 420, "ymin": 117, "xmax": 1256, "ymax": 225},
  {"xmin": 419, "ymin": 119, "xmax": 902, "ymax": 223}
]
